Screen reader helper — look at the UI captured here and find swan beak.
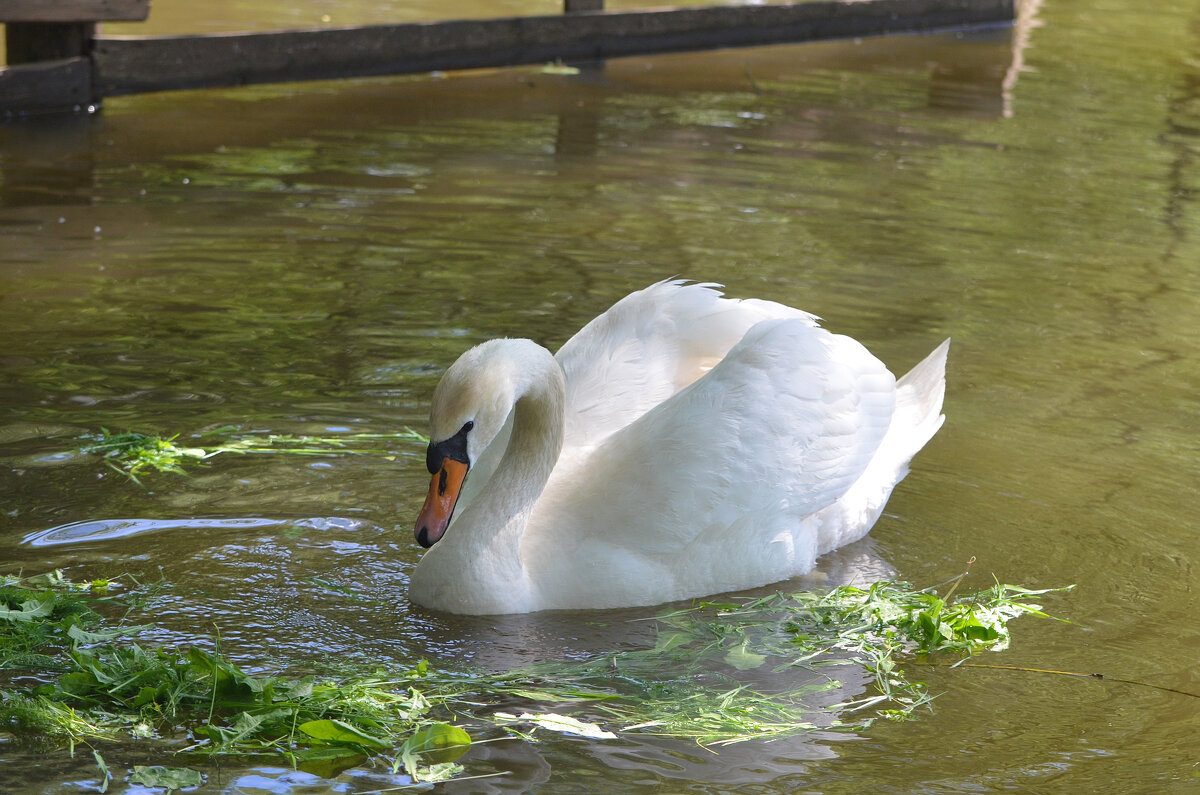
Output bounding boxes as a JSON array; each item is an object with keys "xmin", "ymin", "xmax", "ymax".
[{"xmin": 415, "ymin": 458, "xmax": 468, "ymax": 548}]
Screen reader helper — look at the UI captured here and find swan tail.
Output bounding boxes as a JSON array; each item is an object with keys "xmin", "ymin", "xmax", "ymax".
[
  {"xmin": 893, "ymin": 338, "xmax": 950, "ymax": 458},
  {"xmin": 811, "ymin": 338, "xmax": 948, "ymax": 555}
]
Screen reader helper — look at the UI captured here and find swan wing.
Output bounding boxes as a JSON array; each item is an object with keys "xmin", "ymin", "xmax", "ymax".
[
  {"xmin": 455, "ymin": 281, "xmax": 812, "ymax": 529},
  {"xmin": 554, "ymin": 280, "xmax": 817, "ymax": 450},
  {"xmin": 527, "ymin": 317, "xmax": 900, "ymax": 605}
]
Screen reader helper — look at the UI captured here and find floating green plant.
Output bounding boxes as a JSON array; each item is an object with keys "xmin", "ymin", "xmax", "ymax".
[
  {"xmin": 0, "ymin": 571, "xmax": 468, "ymax": 784},
  {"xmin": 80, "ymin": 427, "xmax": 428, "ymax": 485},
  {"xmin": 469, "ymin": 575, "xmax": 1072, "ymax": 745},
  {"xmin": 0, "ymin": 568, "xmax": 1070, "ymax": 787}
]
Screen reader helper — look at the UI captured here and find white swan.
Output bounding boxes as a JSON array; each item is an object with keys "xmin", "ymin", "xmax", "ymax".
[{"xmin": 409, "ymin": 280, "xmax": 948, "ymax": 615}]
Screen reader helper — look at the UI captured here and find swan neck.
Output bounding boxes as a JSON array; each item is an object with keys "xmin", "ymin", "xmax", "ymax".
[
  {"xmin": 411, "ymin": 340, "xmax": 565, "ymax": 613},
  {"xmin": 485, "ymin": 348, "xmax": 565, "ymax": 533},
  {"xmin": 506, "ymin": 371, "xmax": 565, "ymax": 491}
]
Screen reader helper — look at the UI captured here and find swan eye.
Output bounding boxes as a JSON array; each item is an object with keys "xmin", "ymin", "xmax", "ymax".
[{"xmin": 426, "ymin": 419, "xmax": 474, "ymax": 474}]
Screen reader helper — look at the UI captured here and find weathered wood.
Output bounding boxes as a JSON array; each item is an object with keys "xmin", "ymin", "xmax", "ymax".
[
  {"xmin": 6, "ymin": 22, "xmax": 95, "ymax": 63},
  {"xmin": 565, "ymin": 0, "xmax": 605, "ymax": 12},
  {"xmin": 92, "ymin": 0, "xmax": 1013, "ymax": 97},
  {"xmin": 0, "ymin": 0, "xmax": 149, "ymax": 22},
  {"xmin": 0, "ymin": 57, "xmax": 91, "ymax": 111}
]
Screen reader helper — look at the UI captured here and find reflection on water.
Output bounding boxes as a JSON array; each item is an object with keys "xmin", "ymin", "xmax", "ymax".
[
  {"xmin": 24, "ymin": 516, "xmax": 291, "ymax": 546},
  {"xmin": 3, "ymin": 0, "xmax": 1200, "ymax": 791}
]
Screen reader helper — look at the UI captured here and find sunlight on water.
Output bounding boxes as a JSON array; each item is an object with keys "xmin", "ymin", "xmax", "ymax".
[
  {"xmin": 24, "ymin": 517, "xmax": 290, "ymax": 546},
  {"xmin": 3, "ymin": 0, "xmax": 1200, "ymax": 791}
]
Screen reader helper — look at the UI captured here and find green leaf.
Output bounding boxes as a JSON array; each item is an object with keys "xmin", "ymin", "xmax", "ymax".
[
  {"xmin": 200, "ymin": 709, "xmax": 292, "ymax": 748},
  {"xmin": 57, "ymin": 671, "xmax": 99, "ymax": 696},
  {"xmin": 130, "ymin": 766, "xmax": 204, "ymax": 789},
  {"xmin": 93, "ymin": 750, "xmax": 111, "ymax": 793},
  {"xmin": 399, "ymin": 723, "xmax": 470, "ymax": 782},
  {"xmin": 22, "ymin": 570, "xmax": 69, "ymax": 589},
  {"xmin": 506, "ymin": 688, "xmax": 579, "ymax": 702},
  {"xmin": 67, "ymin": 623, "xmax": 146, "ymax": 645},
  {"xmin": 0, "ymin": 596, "xmax": 54, "ymax": 622},
  {"xmin": 412, "ymin": 761, "xmax": 465, "ymax": 783},
  {"xmin": 292, "ymin": 746, "xmax": 367, "ymax": 779},
  {"xmin": 133, "ymin": 685, "xmax": 161, "ymax": 708},
  {"xmin": 652, "ymin": 630, "xmax": 696, "ymax": 653},
  {"xmin": 506, "ymin": 712, "xmax": 616, "ymax": 739},
  {"xmin": 186, "ymin": 647, "xmax": 263, "ymax": 702},
  {"xmin": 298, "ymin": 718, "xmax": 390, "ymax": 750},
  {"xmin": 277, "ymin": 675, "xmax": 315, "ymax": 699},
  {"xmin": 723, "ymin": 642, "xmax": 767, "ymax": 671},
  {"xmin": 196, "ymin": 723, "xmax": 239, "ymax": 746},
  {"xmin": 70, "ymin": 649, "xmax": 118, "ymax": 685},
  {"xmin": 402, "ymin": 722, "xmax": 471, "ymax": 754}
]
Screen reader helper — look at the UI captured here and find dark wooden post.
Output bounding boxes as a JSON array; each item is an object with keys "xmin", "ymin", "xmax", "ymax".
[
  {"xmin": 564, "ymin": 0, "xmax": 606, "ymax": 73},
  {"xmin": 564, "ymin": 0, "xmax": 604, "ymax": 12},
  {"xmin": 6, "ymin": 22, "xmax": 97, "ymax": 64},
  {"xmin": 0, "ymin": 0, "xmax": 149, "ymax": 112}
]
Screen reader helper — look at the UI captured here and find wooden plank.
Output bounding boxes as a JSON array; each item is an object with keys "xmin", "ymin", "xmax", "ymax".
[
  {"xmin": 92, "ymin": 0, "xmax": 1013, "ymax": 98},
  {"xmin": 6, "ymin": 22, "xmax": 95, "ymax": 63},
  {"xmin": 0, "ymin": 57, "xmax": 91, "ymax": 112},
  {"xmin": 0, "ymin": 0, "xmax": 149, "ymax": 22}
]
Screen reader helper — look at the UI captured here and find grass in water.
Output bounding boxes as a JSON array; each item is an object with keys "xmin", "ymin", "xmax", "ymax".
[
  {"xmin": 0, "ymin": 569, "xmax": 1069, "ymax": 787},
  {"xmin": 80, "ymin": 427, "xmax": 429, "ymax": 485}
]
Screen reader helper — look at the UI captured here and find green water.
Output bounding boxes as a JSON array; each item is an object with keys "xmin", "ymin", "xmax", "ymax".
[{"xmin": 3, "ymin": 0, "xmax": 1200, "ymax": 791}]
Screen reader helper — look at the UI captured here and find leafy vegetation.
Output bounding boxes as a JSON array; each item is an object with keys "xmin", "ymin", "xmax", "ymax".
[
  {"xmin": 489, "ymin": 576, "xmax": 1070, "ymax": 744},
  {"xmin": 0, "ymin": 568, "xmax": 1067, "ymax": 787},
  {"xmin": 0, "ymin": 572, "xmax": 467, "ymax": 784},
  {"xmin": 80, "ymin": 427, "xmax": 428, "ymax": 485}
]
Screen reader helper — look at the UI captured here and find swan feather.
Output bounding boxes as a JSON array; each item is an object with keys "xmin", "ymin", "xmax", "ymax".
[{"xmin": 409, "ymin": 281, "xmax": 948, "ymax": 614}]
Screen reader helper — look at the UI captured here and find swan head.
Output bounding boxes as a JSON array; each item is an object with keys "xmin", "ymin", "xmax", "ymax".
[{"xmin": 414, "ymin": 339, "xmax": 529, "ymax": 548}]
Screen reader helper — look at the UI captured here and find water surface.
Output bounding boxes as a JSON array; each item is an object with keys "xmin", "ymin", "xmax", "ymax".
[{"xmin": 2, "ymin": 0, "xmax": 1200, "ymax": 791}]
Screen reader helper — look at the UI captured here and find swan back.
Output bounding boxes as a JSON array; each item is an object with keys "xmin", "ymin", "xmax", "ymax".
[{"xmin": 555, "ymin": 280, "xmax": 817, "ymax": 450}]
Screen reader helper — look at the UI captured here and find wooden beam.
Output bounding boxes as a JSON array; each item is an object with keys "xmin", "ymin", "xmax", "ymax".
[
  {"xmin": 92, "ymin": 0, "xmax": 1013, "ymax": 97},
  {"xmin": 0, "ymin": 57, "xmax": 91, "ymax": 111},
  {"xmin": 6, "ymin": 22, "xmax": 95, "ymax": 63},
  {"xmin": 0, "ymin": 0, "xmax": 149, "ymax": 22}
]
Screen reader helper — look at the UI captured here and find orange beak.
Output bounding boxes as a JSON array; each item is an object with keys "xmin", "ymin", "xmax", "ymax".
[{"xmin": 415, "ymin": 457, "xmax": 468, "ymax": 548}]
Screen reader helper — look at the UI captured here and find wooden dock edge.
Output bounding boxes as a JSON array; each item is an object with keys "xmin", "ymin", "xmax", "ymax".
[
  {"xmin": 0, "ymin": 56, "xmax": 92, "ymax": 111},
  {"xmin": 3, "ymin": 0, "xmax": 1015, "ymax": 114}
]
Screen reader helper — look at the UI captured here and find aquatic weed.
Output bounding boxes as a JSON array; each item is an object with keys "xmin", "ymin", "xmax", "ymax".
[
  {"xmin": 0, "ymin": 570, "xmax": 1068, "ymax": 784},
  {"xmin": 80, "ymin": 427, "xmax": 429, "ymax": 485}
]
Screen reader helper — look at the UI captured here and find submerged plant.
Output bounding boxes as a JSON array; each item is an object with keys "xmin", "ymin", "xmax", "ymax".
[
  {"xmin": 0, "ymin": 572, "xmax": 467, "ymax": 783},
  {"xmin": 473, "ymin": 576, "xmax": 1071, "ymax": 744},
  {"xmin": 0, "ymin": 569, "xmax": 1068, "ymax": 786},
  {"xmin": 80, "ymin": 427, "xmax": 428, "ymax": 485}
]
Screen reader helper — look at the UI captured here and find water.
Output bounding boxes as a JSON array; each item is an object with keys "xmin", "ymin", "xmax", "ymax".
[{"xmin": 3, "ymin": 0, "xmax": 1200, "ymax": 790}]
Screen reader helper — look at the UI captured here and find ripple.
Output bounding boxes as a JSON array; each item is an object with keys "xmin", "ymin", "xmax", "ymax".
[{"xmin": 23, "ymin": 516, "xmax": 290, "ymax": 547}]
